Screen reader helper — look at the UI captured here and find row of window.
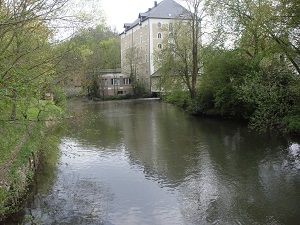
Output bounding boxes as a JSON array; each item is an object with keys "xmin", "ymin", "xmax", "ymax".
[
  {"xmin": 124, "ymin": 32, "xmax": 173, "ymax": 49},
  {"xmin": 124, "ymin": 42, "xmax": 162, "ymax": 50},
  {"xmin": 157, "ymin": 22, "xmax": 173, "ymax": 31},
  {"xmin": 112, "ymin": 78, "xmax": 131, "ymax": 85},
  {"xmin": 157, "ymin": 32, "xmax": 173, "ymax": 39},
  {"xmin": 123, "ymin": 31, "xmax": 171, "ymax": 40},
  {"xmin": 101, "ymin": 78, "xmax": 131, "ymax": 86}
]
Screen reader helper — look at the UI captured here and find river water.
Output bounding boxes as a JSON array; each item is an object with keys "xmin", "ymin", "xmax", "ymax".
[{"xmin": 5, "ymin": 99, "xmax": 300, "ymax": 225}]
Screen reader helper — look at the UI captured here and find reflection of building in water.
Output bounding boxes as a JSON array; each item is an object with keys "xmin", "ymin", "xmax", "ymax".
[
  {"xmin": 286, "ymin": 143, "xmax": 300, "ymax": 169},
  {"xmin": 119, "ymin": 101, "xmax": 205, "ymax": 185}
]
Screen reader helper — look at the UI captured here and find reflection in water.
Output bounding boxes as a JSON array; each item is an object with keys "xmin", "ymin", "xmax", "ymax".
[{"xmin": 5, "ymin": 99, "xmax": 300, "ymax": 225}]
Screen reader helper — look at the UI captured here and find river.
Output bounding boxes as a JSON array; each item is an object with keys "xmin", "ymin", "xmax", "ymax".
[{"xmin": 4, "ymin": 99, "xmax": 300, "ymax": 224}]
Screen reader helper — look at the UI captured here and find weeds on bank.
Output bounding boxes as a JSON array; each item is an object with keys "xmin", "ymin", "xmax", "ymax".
[{"xmin": 0, "ymin": 98, "xmax": 64, "ymax": 220}]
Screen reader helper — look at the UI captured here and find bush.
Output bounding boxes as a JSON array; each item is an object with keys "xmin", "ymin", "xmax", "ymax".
[
  {"xmin": 191, "ymin": 48, "xmax": 256, "ymax": 117},
  {"xmin": 162, "ymin": 91, "xmax": 190, "ymax": 109},
  {"xmin": 52, "ymin": 86, "xmax": 66, "ymax": 108},
  {"xmin": 283, "ymin": 116, "xmax": 300, "ymax": 135},
  {"xmin": 237, "ymin": 66, "xmax": 298, "ymax": 131}
]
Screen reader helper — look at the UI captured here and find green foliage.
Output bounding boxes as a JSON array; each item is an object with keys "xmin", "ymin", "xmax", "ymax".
[
  {"xmin": 237, "ymin": 63, "xmax": 299, "ymax": 131},
  {"xmin": 52, "ymin": 86, "xmax": 67, "ymax": 108},
  {"xmin": 283, "ymin": 116, "xmax": 300, "ymax": 135},
  {"xmin": 155, "ymin": 19, "xmax": 201, "ymax": 99},
  {"xmin": 0, "ymin": 122, "xmax": 27, "ymax": 165},
  {"xmin": 163, "ymin": 91, "xmax": 191, "ymax": 109},
  {"xmin": 191, "ymin": 48, "xmax": 256, "ymax": 117},
  {"xmin": 63, "ymin": 25, "xmax": 121, "ymax": 97},
  {"xmin": 0, "ymin": 98, "xmax": 64, "ymax": 219},
  {"xmin": 132, "ymin": 80, "xmax": 149, "ymax": 98}
]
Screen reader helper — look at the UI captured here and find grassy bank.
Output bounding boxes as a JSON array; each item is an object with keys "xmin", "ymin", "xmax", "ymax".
[{"xmin": 0, "ymin": 100, "xmax": 64, "ymax": 221}]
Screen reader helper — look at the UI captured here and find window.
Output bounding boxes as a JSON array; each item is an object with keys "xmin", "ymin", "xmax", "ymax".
[
  {"xmin": 158, "ymin": 43, "xmax": 162, "ymax": 49},
  {"xmin": 117, "ymin": 91, "xmax": 123, "ymax": 95},
  {"xmin": 157, "ymin": 22, "xmax": 161, "ymax": 28},
  {"xmin": 124, "ymin": 78, "xmax": 131, "ymax": 85},
  {"xmin": 158, "ymin": 33, "xmax": 162, "ymax": 39},
  {"xmin": 111, "ymin": 78, "xmax": 120, "ymax": 85}
]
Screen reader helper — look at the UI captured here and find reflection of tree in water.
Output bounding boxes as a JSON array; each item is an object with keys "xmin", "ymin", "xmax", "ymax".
[{"xmin": 174, "ymin": 120, "xmax": 300, "ymax": 224}]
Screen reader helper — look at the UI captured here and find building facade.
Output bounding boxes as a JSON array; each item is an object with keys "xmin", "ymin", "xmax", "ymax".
[
  {"xmin": 92, "ymin": 69, "xmax": 133, "ymax": 96},
  {"xmin": 120, "ymin": 0, "xmax": 188, "ymax": 94}
]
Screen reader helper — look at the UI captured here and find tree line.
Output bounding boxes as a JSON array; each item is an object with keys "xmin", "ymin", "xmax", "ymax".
[
  {"xmin": 156, "ymin": 0, "xmax": 300, "ymax": 134},
  {"xmin": 0, "ymin": 0, "xmax": 120, "ymax": 120}
]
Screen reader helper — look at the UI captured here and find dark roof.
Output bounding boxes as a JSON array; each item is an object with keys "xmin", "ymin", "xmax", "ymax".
[{"xmin": 122, "ymin": 0, "xmax": 189, "ymax": 33}]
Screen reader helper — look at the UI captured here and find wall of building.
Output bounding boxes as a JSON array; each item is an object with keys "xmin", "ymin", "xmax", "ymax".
[
  {"xmin": 149, "ymin": 18, "xmax": 173, "ymax": 75},
  {"xmin": 120, "ymin": 17, "xmax": 174, "ymax": 93},
  {"xmin": 97, "ymin": 73, "xmax": 133, "ymax": 96},
  {"xmin": 120, "ymin": 21, "xmax": 151, "ymax": 90}
]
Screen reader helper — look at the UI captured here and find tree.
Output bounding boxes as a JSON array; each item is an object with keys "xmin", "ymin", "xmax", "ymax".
[
  {"xmin": 184, "ymin": 0, "xmax": 205, "ymax": 98},
  {"xmin": 0, "ymin": 0, "xmax": 102, "ymax": 119},
  {"xmin": 156, "ymin": 0, "xmax": 205, "ymax": 99},
  {"xmin": 202, "ymin": 0, "xmax": 300, "ymax": 132},
  {"xmin": 65, "ymin": 25, "xmax": 121, "ymax": 97},
  {"xmin": 122, "ymin": 46, "xmax": 147, "ymax": 97},
  {"xmin": 0, "ymin": 0, "xmax": 71, "ymax": 120},
  {"xmin": 206, "ymin": 0, "xmax": 300, "ymax": 74}
]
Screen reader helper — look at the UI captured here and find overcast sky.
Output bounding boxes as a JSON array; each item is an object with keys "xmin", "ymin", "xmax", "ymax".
[{"xmin": 100, "ymin": 0, "xmax": 182, "ymax": 32}]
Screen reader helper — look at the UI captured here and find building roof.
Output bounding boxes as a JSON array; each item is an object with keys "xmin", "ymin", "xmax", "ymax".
[{"xmin": 122, "ymin": 0, "xmax": 189, "ymax": 33}]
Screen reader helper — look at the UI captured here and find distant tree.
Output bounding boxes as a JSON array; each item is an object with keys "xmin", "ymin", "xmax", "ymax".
[{"xmin": 59, "ymin": 25, "xmax": 121, "ymax": 97}]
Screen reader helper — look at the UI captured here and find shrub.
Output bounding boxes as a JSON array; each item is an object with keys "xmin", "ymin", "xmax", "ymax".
[
  {"xmin": 283, "ymin": 116, "xmax": 300, "ymax": 135},
  {"xmin": 162, "ymin": 91, "xmax": 190, "ymax": 109},
  {"xmin": 52, "ymin": 86, "xmax": 66, "ymax": 108}
]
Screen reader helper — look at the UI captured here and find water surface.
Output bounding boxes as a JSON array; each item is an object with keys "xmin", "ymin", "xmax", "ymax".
[{"xmin": 5, "ymin": 99, "xmax": 300, "ymax": 224}]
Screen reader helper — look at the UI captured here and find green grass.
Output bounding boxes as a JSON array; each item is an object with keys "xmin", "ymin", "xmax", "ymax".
[
  {"xmin": 0, "ymin": 98, "xmax": 64, "ymax": 220},
  {"xmin": 0, "ymin": 100, "xmax": 62, "ymax": 165},
  {"xmin": 0, "ymin": 122, "xmax": 27, "ymax": 165}
]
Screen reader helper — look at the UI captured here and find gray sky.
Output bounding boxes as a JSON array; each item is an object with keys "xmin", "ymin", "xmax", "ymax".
[
  {"xmin": 62, "ymin": 0, "xmax": 190, "ymax": 37},
  {"xmin": 101, "ymin": 0, "xmax": 182, "ymax": 32}
]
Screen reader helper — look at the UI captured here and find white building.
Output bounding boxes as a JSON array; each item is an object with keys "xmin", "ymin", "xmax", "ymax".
[{"xmin": 120, "ymin": 0, "xmax": 188, "ymax": 94}]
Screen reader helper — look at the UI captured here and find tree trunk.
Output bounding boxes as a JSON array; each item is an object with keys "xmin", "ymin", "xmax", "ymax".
[{"xmin": 11, "ymin": 89, "xmax": 17, "ymax": 120}]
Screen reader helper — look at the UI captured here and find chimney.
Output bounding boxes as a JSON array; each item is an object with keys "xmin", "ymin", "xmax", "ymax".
[{"xmin": 154, "ymin": 1, "xmax": 157, "ymax": 7}]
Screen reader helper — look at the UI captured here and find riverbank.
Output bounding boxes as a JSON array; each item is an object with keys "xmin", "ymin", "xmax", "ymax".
[
  {"xmin": 160, "ymin": 91, "xmax": 300, "ymax": 137},
  {"xmin": 0, "ymin": 101, "xmax": 64, "ymax": 221}
]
